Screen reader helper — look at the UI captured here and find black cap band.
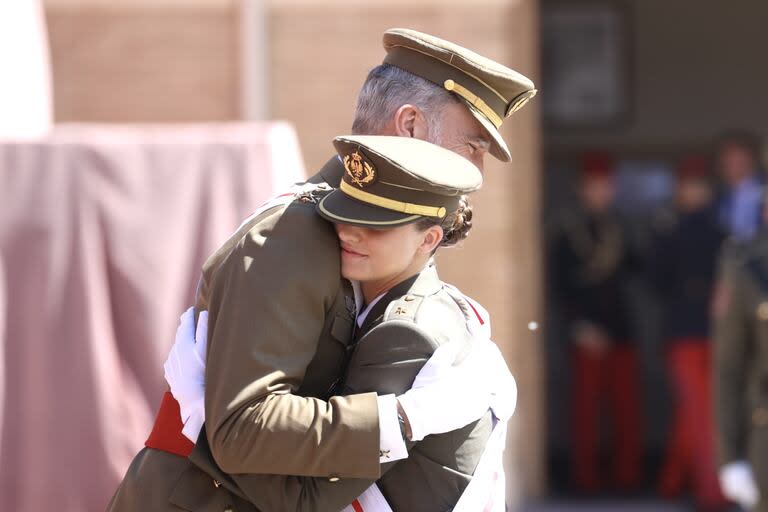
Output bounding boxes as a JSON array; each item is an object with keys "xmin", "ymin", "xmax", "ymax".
[{"xmin": 383, "ymin": 45, "xmax": 509, "ymax": 123}]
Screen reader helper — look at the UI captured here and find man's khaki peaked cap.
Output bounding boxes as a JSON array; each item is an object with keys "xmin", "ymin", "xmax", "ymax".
[
  {"xmin": 383, "ymin": 28, "xmax": 537, "ymax": 162},
  {"xmin": 317, "ymin": 135, "xmax": 482, "ymax": 228}
]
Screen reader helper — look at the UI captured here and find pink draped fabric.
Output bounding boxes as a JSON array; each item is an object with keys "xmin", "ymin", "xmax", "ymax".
[{"xmin": 0, "ymin": 123, "xmax": 306, "ymax": 511}]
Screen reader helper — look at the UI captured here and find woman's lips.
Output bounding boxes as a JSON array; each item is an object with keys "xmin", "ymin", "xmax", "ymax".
[{"xmin": 341, "ymin": 245, "xmax": 367, "ymax": 258}]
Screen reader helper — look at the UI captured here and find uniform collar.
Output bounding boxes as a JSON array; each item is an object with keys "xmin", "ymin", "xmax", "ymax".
[
  {"xmin": 355, "ymin": 263, "xmax": 443, "ymax": 335},
  {"xmin": 355, "ymin": 292, "xmax": 386, "ymax": 328}
]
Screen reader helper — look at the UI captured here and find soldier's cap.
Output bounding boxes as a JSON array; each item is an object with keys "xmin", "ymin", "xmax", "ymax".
[
  {"xmin": 383, "ymin": 28, "xmax": 537, "ymax": 162},
  {"xmin": 317, "ymin": 135, "xmax": 482, "ymax": 228},
  {"xmin": 677, "ymin": 154, "xmax": 710, "ymax": 180},
  {"xmin": 581, "ymin": 151, "xmax": 615, "ymax": 180}
]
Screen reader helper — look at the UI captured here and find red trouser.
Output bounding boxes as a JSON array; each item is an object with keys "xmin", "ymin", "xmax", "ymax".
[
  {"xmin": 572, "ymin": 343, "xmax": 643, "ymax": 492},
  {"xmin": 658, "ymin": 340, "xmax": 727, "ymax": 509}
]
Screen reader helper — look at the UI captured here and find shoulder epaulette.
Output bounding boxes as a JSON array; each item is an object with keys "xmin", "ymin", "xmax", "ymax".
[
  {"xmin": 295, "ymin": 183, "xmax": 333, "ymax": 205},
  {"xmin": 441, "ymin": 285, "xmax": 475, "ymax": 325},
  {"xmin": 383, "ymin": 293, "xmax": 426, "ymax": 323}
]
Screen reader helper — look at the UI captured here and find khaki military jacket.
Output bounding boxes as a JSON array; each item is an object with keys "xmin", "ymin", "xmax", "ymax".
[
  {"xmin": 344, "ymin": 264, "xmax": 492, "ymax": 512},
  {"xmin": 714, "ymin": 234, "xmax": 768, "ymax": 511},
  {"xmin": 108, "ymin": 158, "xmax": 383, "ymax": 512},
  {"xmin": 211, "ymin": 264, "xmax": 491, "ymax": 512}
]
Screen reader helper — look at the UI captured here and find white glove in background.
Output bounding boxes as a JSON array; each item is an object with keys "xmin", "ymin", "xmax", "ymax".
[
  {"xmin": 719, "ymin": 461, "xmax": 760, "ymax": 510},
  {"xmin": 397, "ymin": 337, "xmax": 514, "ymax": 442},
  {"xmin": 163, "ymin": 307, "xmax": 208, "ymax": 442}
]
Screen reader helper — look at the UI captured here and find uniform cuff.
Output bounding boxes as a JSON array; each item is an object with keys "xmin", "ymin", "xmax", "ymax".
[{"xmin": 376, "ymin": 394, "xmax": 408, "ymax": 463}]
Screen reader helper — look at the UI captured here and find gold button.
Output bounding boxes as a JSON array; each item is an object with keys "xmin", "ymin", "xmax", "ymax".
[
  {"xmin": 328, "ymin": 475, "xmax": 340, "ymax": 482},
  {"xmin": 213, "ymin": 479, "xmax": 222, "ymax": 488},
  {"xmin": 753, "ymin": 407, "xmax": 768, "ymax": 426},
  {"xmin": 756, "ymin": 302, "xmax": 768, "ymax": 320}
]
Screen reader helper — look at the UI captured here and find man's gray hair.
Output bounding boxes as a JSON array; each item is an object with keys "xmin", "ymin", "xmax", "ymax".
[{"xmin": 352, "ymin": 64, "xmax": 460, "ymax": 141}]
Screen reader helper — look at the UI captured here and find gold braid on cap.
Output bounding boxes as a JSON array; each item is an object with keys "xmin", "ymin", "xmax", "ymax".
[
  {"xmin": 444, "ymin": 79, "xmax": 503, "ymax": 129},
  {"xmin": 340, "ymin": 181, "xmax": 446, "ymax": 218}
]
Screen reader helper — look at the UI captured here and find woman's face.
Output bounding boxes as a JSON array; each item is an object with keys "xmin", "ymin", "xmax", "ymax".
[{"xmin": 334, "ymin": 222, "xmax": 442, "ymax": 288}]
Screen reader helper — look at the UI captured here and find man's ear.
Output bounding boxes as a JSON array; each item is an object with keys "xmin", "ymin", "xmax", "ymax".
[
  {"xmin": 393, "ymin": 104, "xmax": 430, "ymax": 140},
  {"xmin": 418, "ymin": 225, "xmax": 444, "ymax": 254}
]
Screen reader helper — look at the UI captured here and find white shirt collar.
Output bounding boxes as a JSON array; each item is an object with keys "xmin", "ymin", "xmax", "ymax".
[
  {"xmin": 350, "ymin": 280, "xmax": 387, "ymax": 328},
  {"xmin": 350, "ymin": 262, "xmax": 435, "ymax": 328}
]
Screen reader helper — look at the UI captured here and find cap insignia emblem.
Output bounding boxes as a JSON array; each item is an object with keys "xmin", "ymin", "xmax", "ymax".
[{"xmin": 344, "ymin": 151, "xmax": 376, "ymax": 188}]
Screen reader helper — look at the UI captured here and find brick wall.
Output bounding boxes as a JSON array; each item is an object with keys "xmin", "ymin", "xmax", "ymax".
[{"xmin": 45, "ymin": 0, "xmax": 240, "ymax": 121}]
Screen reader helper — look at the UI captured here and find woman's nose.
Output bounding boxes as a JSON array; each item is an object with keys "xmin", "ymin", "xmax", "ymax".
[{"xmin": 335, "ymin": 223, "xmax": 361, "ymax": 242}]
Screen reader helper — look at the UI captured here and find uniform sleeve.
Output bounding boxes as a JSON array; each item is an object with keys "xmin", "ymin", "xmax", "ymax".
[
  {"xmin": 204, "ymin": 203, "xmax": 381, "ymax": 479},
  {"xmin": 225, "ymin": 321, "xmax": 436, "ymax": 511},
  {"xmin": 713, "ymin": 257, "xmax": 753, "ymax": 464}
]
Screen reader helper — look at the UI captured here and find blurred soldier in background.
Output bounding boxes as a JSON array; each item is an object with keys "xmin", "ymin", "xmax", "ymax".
[
  {"xmin": 549, "ymin": 153, "xmax": 643, "ymax": 494},
  {"xmin": 716, "ymin": 131, "xmax": 764, "ymax": 241},
  {"xmin": 714, "ymin": 181, "xmax": 768, "ymax": 512},
  {"xmin": 649, "ymin": 155, "xmax": 727, "ymax": 510}
]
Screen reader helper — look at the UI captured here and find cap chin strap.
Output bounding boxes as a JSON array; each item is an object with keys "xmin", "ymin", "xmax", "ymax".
[{"xmin": 340, "ymin": 181, "xmax": 446, "ymax": 218}]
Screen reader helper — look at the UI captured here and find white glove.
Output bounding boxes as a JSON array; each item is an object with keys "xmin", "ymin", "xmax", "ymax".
[
  {"xmin": 163, "ymin": 307, "xmax": 208, "ymax": 442},
  {"xmin": 719, "ymin": 461, "xmax": 760, "ymax": 509},
  {"xmin": 397, "ymin": 337, "xmax": 514, "ymax": 442},
  {"xmin": 440, "ymin": 285, "xmax": 516, "ymax": 420},
  {"xmin": 484, "ymin": 341, "xmax": 517, "ymax": 422}
]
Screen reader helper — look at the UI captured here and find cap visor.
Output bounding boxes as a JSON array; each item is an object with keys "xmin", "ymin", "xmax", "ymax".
[
  {"xmin": 317, "ymin": 189, "xmax": 423, "ymax": 228},
  {"xmin": 463, "ymin": 101, "xmax": 512, "ymax": 162}
]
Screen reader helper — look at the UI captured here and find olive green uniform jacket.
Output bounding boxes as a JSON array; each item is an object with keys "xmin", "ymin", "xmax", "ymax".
[
  {"xmin": 341, "ymin": 264, "xmax": 492, "ymax": 512},
  {"xmin": 714, "ymin": 234, "xmax": 768, "ymax": 512},
  {"xmin": 107, "ymin": 158, "xmax": 489, "ymax": 511},
  {"xmin": 108, "ymin": 158, "xmax": 384, "ymax": 512},
  {"xmin": 209, "ymin": 264, "xmax": 492, "ymax": 512}
]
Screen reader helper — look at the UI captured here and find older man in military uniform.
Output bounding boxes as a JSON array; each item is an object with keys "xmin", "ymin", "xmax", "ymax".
[
  {"xmin": 714, "ymin": 195, "xmax": 768, "ymax": 512},
  {"xmin": 107, "ymin": 28, "xmax": 535, "ymax": 512}
]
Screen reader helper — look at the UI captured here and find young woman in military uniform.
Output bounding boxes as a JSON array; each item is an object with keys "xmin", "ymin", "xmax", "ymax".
[
  {"xmin": 158, "ymin": 134, "xmax": 504, "ymax": 512},
  {"xmin": 312, "ymin": 134, "xmax": 493, "ymax": 512}
]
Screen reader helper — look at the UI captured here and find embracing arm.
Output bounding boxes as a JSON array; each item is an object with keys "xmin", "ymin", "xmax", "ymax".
[
  {"xmin": 224, "ymin": 321, "xmax": 434, "ymax": 512},
  {"xmin": 203, "ymin": 203, "xmax": 381, "ymax": 479},
  {"xmin": 173, "ymin": 276, "xmax": 493, "ymax": 510}
]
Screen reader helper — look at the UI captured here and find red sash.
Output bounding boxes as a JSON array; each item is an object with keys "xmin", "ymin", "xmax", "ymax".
[{"xmin": 145, "ymin": 391, "xmax": 194, "ymax": 457}]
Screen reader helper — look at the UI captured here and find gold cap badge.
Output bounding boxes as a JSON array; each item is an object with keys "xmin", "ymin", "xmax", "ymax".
[{"xmin": 344, "ymin": 151, "xmax": 376, "ymax": 188}]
